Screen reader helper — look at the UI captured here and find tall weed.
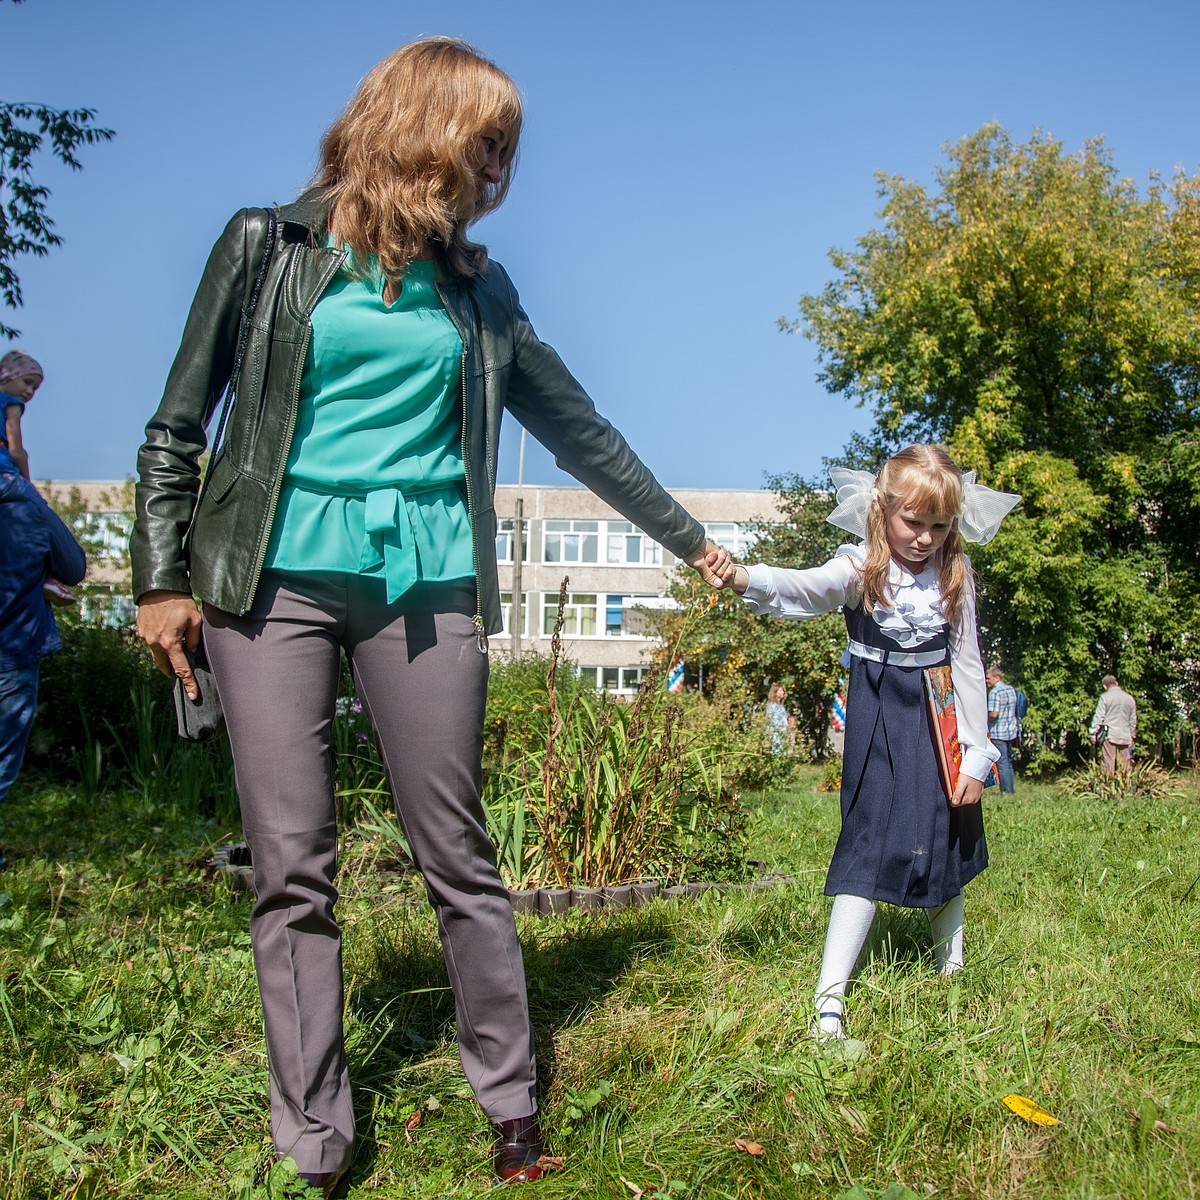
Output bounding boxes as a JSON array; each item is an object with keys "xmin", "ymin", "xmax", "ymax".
[{"xmin": 486, "ymin": 580, "xmax": 750, "ymax": 887}]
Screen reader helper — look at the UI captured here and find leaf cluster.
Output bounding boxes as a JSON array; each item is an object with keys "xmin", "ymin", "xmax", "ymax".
[{"xmin": 1, "ymin": 99, "xmax": 114, "ymax": 336}]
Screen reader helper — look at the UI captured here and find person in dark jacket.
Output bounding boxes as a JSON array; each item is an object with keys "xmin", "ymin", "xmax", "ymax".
[
  {"xmin": 0, "ymin": 468, "xmax": 87, "ymax": 867},
  {"xmin": 131, "ymin": 38, "xmax": 729, "ymax": 1194}
]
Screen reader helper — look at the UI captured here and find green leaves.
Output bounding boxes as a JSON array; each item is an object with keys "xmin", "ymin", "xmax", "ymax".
[{"xmin": 1, "ymin": 101, "xmax": 114, "ymax": 338}]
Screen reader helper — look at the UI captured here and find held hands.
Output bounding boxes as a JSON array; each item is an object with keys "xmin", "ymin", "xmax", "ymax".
[
  {"xmin": 136, "ymin": 590, "xmax": 203, "ymax": 700},
  {"xmin": 951, "ymin": 773, "xmax": 985, "ymax": 807},
  {"xmin": 683, "ymin": 539, "xmax": 733, "ymax": 586},
  {"xmin": 682, "ymin": 541, "xmax": 748, "ymax": 592}
]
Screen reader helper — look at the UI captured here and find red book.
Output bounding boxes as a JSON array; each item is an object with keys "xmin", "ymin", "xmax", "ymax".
[{"xmin": 923, "ymin": 665, "xmax": 999, "ymax": 798}]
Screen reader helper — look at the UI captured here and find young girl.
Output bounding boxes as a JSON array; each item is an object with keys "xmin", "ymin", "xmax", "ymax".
[{"xmin": 720, "ymin": 444, "xmax": 1019, "ymax": 1042}]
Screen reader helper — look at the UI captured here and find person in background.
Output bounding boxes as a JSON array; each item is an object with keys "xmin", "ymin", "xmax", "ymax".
[
  {"xmin": 0, "ymin": 466, "xmax": 87, "ymax": 870},
  {"xmin": 131, "ymin": 37, "xmax": 729, "ymax": 1195},
  {"xmin": 765, "ymin": 682, "xmax": 789, "ymax": 754},
  {"xmin": 0, "ymin": 351, "xmax": 77, "ymax": 607},
  {"xmin": 0, "ymin": 349, "xmax": 40, "ymax": 481},
  {"xmin": 1090, "ymin": 675, "xmax": 1137, "ymax": 773},
  {"xmin": 985, "ymin": 664, "xmax": 1018, "ymax": 794}
]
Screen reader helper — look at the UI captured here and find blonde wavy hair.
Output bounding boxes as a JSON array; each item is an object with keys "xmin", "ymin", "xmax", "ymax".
[
  {"xmin": 859, "ymin": 444, "xmax": 970, "ymax": 626},
  {"xmin": 316, "ymin": 37, "xmax": 523, "ymax": 281}
]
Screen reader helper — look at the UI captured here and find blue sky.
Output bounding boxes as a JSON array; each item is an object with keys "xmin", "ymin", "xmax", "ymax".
[{"xmin": 5, "ymin": 0, "xmax": 1199, "ymax": 490}]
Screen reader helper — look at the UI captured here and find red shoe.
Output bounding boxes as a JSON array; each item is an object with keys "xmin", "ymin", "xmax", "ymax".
[{"xmin": 492, "ymin": 1116, "xmax": 546, "ymax": 1183}]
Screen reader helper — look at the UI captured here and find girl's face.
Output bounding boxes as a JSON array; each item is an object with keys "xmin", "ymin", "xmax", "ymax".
[
  {"xmin": 2, "ymin": 372, "xmax": 41, "ymax": 403},
  {"xmin": 885, "ymin": 494, "xmax": 954, "ymax": 572}
]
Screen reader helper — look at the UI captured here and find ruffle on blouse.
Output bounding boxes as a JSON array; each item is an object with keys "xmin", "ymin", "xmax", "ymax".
[{"xmin": 834, "ymin": 543, "xmax": 947, "ymax": 649}]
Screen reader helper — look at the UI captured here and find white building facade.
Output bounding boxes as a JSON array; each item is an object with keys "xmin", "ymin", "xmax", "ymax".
[{"xmin": 493, "ymin": 485, "xmax": 783, "ymax": 693}]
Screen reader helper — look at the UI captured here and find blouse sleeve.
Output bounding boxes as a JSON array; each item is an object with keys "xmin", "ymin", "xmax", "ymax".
[
  {"xmin": 949, "ymin": 560, "xmax": 1000, "ymax": 781},
  {"xmin": 740, "ymin": 549, "xmax": 860, "ymax": 620}
]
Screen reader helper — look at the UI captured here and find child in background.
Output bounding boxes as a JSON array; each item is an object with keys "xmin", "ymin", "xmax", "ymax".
[
  {"xmin": 0, "ymin": 350, "xmax": 41, "ymax": 479},
  {"xmin": 1, "ymin": 351, "xmax": 76, "ymax": 606},
  {"xmin": 716, "ymin": 445, "xmax": 1019, "ymax": 1045}
]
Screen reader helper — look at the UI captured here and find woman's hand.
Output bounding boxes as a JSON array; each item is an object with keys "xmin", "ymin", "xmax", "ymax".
[
  {"xmin": 951, "ymin": 773, "xmax": 986, "ymax": 807},
  {"xmin": 684, "ymin": 539, "xmax": 734, "ymax": 587},
  {"xmin": 136, "ymin": 590, "xmax": 203, "ymax": 699}
]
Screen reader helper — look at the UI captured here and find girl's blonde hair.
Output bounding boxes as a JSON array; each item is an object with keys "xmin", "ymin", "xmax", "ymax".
[
  {"xmin": 860, "ymin": 444, "xmax": 969, "ymax": 625},
  {"xmin": 316, "ymin": 37, "xmax": 523, "ymax": 281}
]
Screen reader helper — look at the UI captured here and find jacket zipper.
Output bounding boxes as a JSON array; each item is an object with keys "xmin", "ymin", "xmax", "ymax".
[
  {"xmin": 247, "ymin": 320, "xmax": 310, "ymax": 610},
  {"xmin": 458, "ymin": 349, "xmax": 488, "ymax": 653}
]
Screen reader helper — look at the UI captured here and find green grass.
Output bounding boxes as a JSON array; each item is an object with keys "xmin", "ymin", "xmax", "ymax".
[{"xmin": 0, "ymin": 767, "xmax": 1197, "ymax": 1198}]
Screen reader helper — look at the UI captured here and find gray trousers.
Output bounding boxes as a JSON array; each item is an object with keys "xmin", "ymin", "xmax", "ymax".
[{"xmin": 204, "ymin": 572, "xmax": 536, "ymax": 1174}]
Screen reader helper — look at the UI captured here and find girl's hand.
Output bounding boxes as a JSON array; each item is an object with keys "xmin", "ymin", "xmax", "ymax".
[
  {"xmin": 951, "ymin": 773, "xmax": 986, "ymax": 807},
  {"xmin": 137, "ymin": 590, "xmax": 203, "ymax": 699}
]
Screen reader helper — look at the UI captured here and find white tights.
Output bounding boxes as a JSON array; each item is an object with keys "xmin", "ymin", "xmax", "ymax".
[{"xmin": 813, "ymin": 892, "xmax": 965, "ymax": 1036}]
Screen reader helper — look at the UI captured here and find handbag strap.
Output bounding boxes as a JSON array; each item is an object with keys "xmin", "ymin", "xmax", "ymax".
[{"xmin": 197, "ymin": 205, "xmax": 279, "ymax": 505}]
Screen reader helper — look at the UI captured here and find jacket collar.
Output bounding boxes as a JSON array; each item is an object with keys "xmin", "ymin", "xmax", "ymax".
[
  {"xmin": 277, "ymin": 187, "xmax": 332, "ymax": 242},
  {"xmin": 277, "ymin": 187, "xmax": 472, "ymax": 294}
]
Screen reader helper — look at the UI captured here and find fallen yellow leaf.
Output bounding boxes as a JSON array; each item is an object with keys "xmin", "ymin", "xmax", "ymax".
[{"xmin": 1001, "ymin": 1094, "xmax": 1059, "ymax": 1126}]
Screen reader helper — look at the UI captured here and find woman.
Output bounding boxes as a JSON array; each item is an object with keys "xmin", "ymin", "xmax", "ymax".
[{"xmin": 132, "ymin": 38, "xmax": 726, "ymax": 1194}]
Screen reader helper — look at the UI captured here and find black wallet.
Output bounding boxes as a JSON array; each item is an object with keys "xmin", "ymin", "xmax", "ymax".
[{"xmin": 173, "ymin": 635, "xmax": 226, "ymax": 742}]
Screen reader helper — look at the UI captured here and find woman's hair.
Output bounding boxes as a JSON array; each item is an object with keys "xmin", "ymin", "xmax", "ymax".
[
  {"xmin": 859, "ymin": 444, "xmax": 970, "ymax": 625},
  {"xmin": 768, "ymin": 683, "xmax": 786, "ymax": 703},
  {"xmin": 316, "ymin": 37, "xmax": 523, "ymax": 280}
]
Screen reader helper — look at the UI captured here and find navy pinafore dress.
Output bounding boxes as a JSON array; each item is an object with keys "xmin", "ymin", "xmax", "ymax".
[{"xmin": 826, "ymin": 601, "xmax": 988, "ymax": 908}]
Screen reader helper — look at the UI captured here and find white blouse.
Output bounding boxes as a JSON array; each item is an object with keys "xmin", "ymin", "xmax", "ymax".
[{"xmin": 741, "ymin": 543, "xmax": 999, "ymax": 782}]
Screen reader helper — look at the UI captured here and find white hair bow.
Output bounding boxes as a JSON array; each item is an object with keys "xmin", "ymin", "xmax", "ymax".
[{"xmin": 826, "ymin": 466, "xmax": 1020, "ymax": 544}]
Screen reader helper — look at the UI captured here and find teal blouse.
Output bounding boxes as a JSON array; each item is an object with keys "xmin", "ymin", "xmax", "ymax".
[{"xmin": 263, "ymin": 258, "xmax": 474, "ymax": 601}]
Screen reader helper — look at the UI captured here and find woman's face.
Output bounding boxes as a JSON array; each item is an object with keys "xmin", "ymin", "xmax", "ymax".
[
  {"xmin": 885, "ymin": 494, "xmax": 953, "ymax": 572},
  {"xmin": 2, "ymin": 372, "xmax": 41, "ymax": 403},
  {"xmin": 472, "ymin": 127, "xmax": 507, "ymax": 200}
]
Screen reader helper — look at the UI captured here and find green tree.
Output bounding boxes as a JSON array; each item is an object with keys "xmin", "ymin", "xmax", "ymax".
[
  {"xmin": 2, "ymin": 0, "xmax": 114, "ymax": 338},
  {"xmin": 786, "ymin": 125, "xmax": 1200, "ymax": 765}
]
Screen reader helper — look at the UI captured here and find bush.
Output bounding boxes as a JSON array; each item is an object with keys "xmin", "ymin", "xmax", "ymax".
[
  {"xmin": 28, "ymin": 623, "xmax": 163, "ymax": 775},
  {"xmin": 1057, "ymin": 759, "xmax": 1184, "ymax": 802},
  {"xmin": 674, "ymin": 680, "xmax": 799, "ymax": 792},
  {"xmin": 484, "ymin": 650, "xmax": 588, "ymax": 768},
  {"xmin": 819, "ymin": 755, "xmax": 843, "ymax": 793},
  {"xmin": 483, "ymin": 586, "xmax": 753, "ymax": 887}
]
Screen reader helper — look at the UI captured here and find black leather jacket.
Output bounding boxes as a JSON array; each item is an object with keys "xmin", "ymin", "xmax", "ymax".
[{"xmin": 132, "ymin": 189, "xmax": 705, "ymax": 635}]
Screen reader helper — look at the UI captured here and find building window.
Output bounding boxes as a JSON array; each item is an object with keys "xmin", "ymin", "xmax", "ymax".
[
  {"xmin": 703, "ymin": 521, "xmax": 757, "ymax": 558},
  {"xmin": 499, "ymin": 591, "xmax": 531, "ymax": 637},
  {"xmin": 603, "ymin": 594, "xmax": 659, "ymax": 636},
  {"xmin": 604, "ymin": 520, "xmax": 663, "ymax": 566},
  {"xmin": 543, "ymin": 592, "xmax": 597, "ymax": 637},
  {"xmin": 77, "ymin": 585, "xmax": 137, "ymax": 629},
  {"xmin": 74, "ymin": 511, "xmax": 133, "ymax": 560},
  {"xmin": 496, "ymin": 518, "xmax": 528, "ymax": 564},
  {"xmin": 543, "ymin": 519, "xmax": 599, "ymax": 564},
  {"xmin": 586, "ymin": 666, "xmax": 647, "ymax": 694},
  {"xmin": 542, "ymin": 518, "xmax": 669, "ymax": 567}
]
